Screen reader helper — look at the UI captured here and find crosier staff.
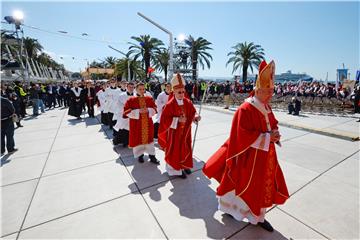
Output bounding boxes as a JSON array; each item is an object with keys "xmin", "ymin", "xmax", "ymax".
[{"xmin": 192, "ymin": 84, "xmax": 209, "ymax": 154}]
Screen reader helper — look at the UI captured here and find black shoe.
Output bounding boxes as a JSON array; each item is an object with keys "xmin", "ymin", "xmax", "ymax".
[
  {"xmin": 224, "ymin": 213, "xmax": 234, "ymax": 218},
  {"xmin": 258, "ymin": 219, "xmax": 274, "ymax": 232},
  {"xmin": 184, "ymin": 169, "xmax": 192, "ymax": 175},
  {"xmin": 149, "ymin": 155, "xmax": 160, "ymax": 165},
  {"xmin": 138, "ymin": 155, "xmax": 145, "ymax": 163},
  {"xmin": 8, "ymin": 148, "xmax": 18, "ymax": 154},
  {"xmin": 179, "ymin": 171, "xmax": 187, "ymax": 179},
  {"xmin": 18, "ymin": 124, "xmax": 24, "ymax": 127},
  {"xmin": 122, "ymin": 143, "xmax": 128, "ymax": 148}
]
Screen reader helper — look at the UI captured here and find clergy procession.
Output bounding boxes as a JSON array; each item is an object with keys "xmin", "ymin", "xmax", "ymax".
[
  {"xmin": 66, "ymin": 61, "xmax": 289, "ymax": 232},
  {"xmin": 2, "ymin": 2, "xmax": 359, "ymax": 238}
]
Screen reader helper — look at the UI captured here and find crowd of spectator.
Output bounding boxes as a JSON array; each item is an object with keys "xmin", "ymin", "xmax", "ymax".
[
  {"xmin": 1, "ymin": 78, "xmax": 359, "ymax": 156},
  {"xmin": 167, "ymin": 80, "xmax": 360, "ymax": 113},
  {"xmin": 274, "ymin": 81, "xmax": 356, "ymax": 99}
]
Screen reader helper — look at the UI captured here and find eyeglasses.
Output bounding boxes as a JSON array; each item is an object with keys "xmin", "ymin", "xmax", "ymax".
[{"xmin": 176, "ymin": 91, "xmax": 185, "ymax": 94}]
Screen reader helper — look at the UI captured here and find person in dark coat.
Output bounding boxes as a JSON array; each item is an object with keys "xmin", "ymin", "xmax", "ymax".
[
  {"xmin": 185, "ymin": 80, "xmax": 194, "ymax": 102},
  {"xmin": 68, "ymin": 82, "xmax": 83, "ymax": 119},
  {"xmin": 38, "ymin": 84, "xmax": 46, "ymax": 113},
  {"xmin": 1, "ymin": 96, "xmax": 17, "ymax": 155},
  {"xmin": 58, "ymin": 83, "xmax": 66, "ymax": 107},
  {"xmin": 29, "ymin": 83, "xmax": 40, "ymax": 116},
  {"xmin": 64, "ymin": 84, "xmax": 71, "ymax": 107},
  {"xmin": 46, "ymin": 83, "xmax": 57, "ymax": 109},
  {"xmin": 79, "ymin": 82, "xmax": 87, "ymax": 112},
  {"xmin": 13, "ymin": 81, "xmax": 27, "ymax": 118},
  {"xmin": 288, "ymin": 97, "xmax": 301, "ymax": 115},
  {"xmin": 82, "ymin": 81, "xmax": 96, "ymax": 118},
  {"xmin": 1, "ymin": 84, "xmax": 12, "ymax": 99},
  {"xmin": 9, "ymin": 93, "xmax": 23, "ymax": 127},
  {"xmin": 224, "ymin": 81, "xmax": 231, "ymax": 109},
  {"xmin": 353, "ymin": 86, "xmax": 360, "ymax": 114},
  {"xmin": 153, "ymin": 80, "xmax": 162, "ymax": 100}
]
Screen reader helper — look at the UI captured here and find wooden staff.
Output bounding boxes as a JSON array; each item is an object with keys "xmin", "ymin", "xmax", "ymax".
[{"xmin": 192, "ymin": 84, "xmax": 209, "ymax": 154}]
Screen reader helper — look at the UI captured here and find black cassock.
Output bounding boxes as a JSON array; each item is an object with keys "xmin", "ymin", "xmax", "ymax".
[
  {"xmin": 68, "ymin": 87, "xmax": 83, "ymax": 118},
  {"xmin": 83, "ymin": 87, "xmax": 96, "ymax": 118}
]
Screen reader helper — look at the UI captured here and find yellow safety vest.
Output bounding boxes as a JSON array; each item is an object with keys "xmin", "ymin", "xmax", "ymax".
[
  {"xmin": 15, "ymin": 86, "xmax": 27, "ymax": 97},
  {"xmin": 201, "ymin": 82, "xmax": 207, "ymax": 91}
]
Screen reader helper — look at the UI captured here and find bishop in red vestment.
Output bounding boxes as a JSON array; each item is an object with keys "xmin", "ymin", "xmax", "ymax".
[
  {"xmin": 203, "ymin": 60, "xmax": 289, "ymax": 232},
  {"xmin": 158, "ymin": 73, "xmax": 201, "ymax": 178},
  {"xmin": 123, "ymin": 82, "xmax": 159, "ymax": 164}
]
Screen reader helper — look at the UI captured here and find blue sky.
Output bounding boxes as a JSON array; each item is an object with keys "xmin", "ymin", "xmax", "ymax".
[{"xmin": 1, "ymin": 1, "xmax": 359, "ymax": 81}]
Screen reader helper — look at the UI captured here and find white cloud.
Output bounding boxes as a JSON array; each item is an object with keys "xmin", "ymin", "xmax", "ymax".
[{"xmin": 42, "ymin": 50, "xmax": 57, "ymax": 58}]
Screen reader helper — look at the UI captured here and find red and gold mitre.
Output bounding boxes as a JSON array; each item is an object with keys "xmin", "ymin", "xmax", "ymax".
[
  {"xmin": 171, "ymin": 73, "xmax": 185, "ymax": 90},
  {"xmin": 255, "ymin": 60, "xmax": 275, "ymax": 89}
]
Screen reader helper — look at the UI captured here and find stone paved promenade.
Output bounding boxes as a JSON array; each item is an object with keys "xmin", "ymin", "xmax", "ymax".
[{"xmin": 1, "ymin": 107, "xmax": 359, "ymax": 239}]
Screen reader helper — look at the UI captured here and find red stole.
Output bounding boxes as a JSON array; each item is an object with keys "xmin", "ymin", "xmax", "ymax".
[
  {"xmin": 123, "ymin": 96, "xmax": 157, "ymax": 147},
  {"xmin": 158, "ymin": 98, "xmax": 196, "ymax": 170}
]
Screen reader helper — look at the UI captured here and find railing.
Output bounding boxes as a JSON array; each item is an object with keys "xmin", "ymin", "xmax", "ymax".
[{"xmin": 200, "ymin": 93, "xmax": 355, "ymax": 115}]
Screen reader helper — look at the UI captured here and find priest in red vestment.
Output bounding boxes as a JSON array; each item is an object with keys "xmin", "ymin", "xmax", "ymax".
[
  {"xmin": 158, "ymin": 73, "xmax": 201, "ymax": 179},
  {"xmin": 203, "ymin": 60, "xmax": 289, "ymax": 232},
  {"xmin": 123, "ymin": 82, "xmax": 159, "ymax": 164}
]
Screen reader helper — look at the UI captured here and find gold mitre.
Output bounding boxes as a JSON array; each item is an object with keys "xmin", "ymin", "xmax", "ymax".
[
  {"xmin": 171, "ymin": 73, "xmax": 185, "ymax": 89},
  {"xmin": 255, "ymin": 60, "xmax": 275, "ymax": 89}
]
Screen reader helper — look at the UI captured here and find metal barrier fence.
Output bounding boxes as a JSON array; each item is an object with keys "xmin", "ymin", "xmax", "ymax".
[{"xmin": 201, "ymin": 93, "xmax": 355, "ymax": 115}]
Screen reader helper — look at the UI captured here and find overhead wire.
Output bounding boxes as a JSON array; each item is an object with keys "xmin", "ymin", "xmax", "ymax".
[
  {"xmin": 1, "ymin": 21, "xmax": 131, "ymax": 71},
  {"xmin": 1, "ymin": 21, "xmax": 127, "ymax": 45}
]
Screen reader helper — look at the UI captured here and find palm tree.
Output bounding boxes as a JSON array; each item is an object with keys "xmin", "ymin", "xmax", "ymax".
[
  {"xmin": 104, "ymin": 56, "xmax": 117, "ymax": 68},
  {"xmin": 89, "ymin": 60, "xmax": 105, "ymax": 68},
  {"xmin": 114, "ymin": 58, "xmax": 144, "ymax": 81},
  {"xmin": 153, "ymin": 48, "xmax": 169, "ymax": 82},
  {"xmin": 226, "ymin": 41, "xmax": 265, "ymax": 83},
  {"xmin": 37, "ymin": 52, "xmax": 53, "ymax": 66},
  {"xmin": 185, "ymin": 35, "xmax": 213, "ymax": 81},
  {"xmin": 23, "ymin": 37, "xmax": 43, "ymax": 59},
  {"xmin": 128, "ymin": 35, "xmax": 164, "ymax": 80},
  {"xmin": 35, "ymin": 52, "xmax": 67, "ymax": 79}
]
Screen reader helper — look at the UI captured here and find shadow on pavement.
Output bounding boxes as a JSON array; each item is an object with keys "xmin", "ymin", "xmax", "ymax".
[
  {"xmin": 0, "ymin": 155, "xmax": 12, "ymax": 166},
  {"xmin": 67, "ymin": 118, "xmax": 84, "ymax": 125},
  {"xmin": 168, "ymin": 172, "xmax": 238, "ymax": 239},
  {"xmin": 230, "ymin": 223, "xmax": 289, "ymax": 239},
  {"xmin": 127, "ymin": 157, "xmax": 168, "ymax": 201}
]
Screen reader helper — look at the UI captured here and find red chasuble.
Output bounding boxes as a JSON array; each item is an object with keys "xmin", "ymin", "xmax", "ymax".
[
  {"xmin": 203, "ymin": 101, "xmax": 289, "ymax": 216},
  {"xmin": 123, "ymin": 96, "xmax": 157, "ymax": 148},
  {"xmin": 158, "ymin": 97, "xmax": 196, "ymax": 170}
]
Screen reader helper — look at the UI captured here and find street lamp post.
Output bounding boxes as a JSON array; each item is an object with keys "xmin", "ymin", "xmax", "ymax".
[
  {"xmin": 4, "ymin": 10, "xmax": 28, "ymax": 83},
  {"xmin": 108, "ymin": 45, "xmax": 130, "ymax": 81},
  {"xmin": 137, "ymin": 12, "xmax": 173, "ymax": 82}
]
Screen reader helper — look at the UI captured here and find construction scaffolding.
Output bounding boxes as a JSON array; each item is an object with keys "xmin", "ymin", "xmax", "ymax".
[
  {"xmin": 1, "ymin": 29, "xmax": 69, "ymax": 82},
  {"xmin": 173, "ymin": 39, "xmax": 194, "ymax": 82}
]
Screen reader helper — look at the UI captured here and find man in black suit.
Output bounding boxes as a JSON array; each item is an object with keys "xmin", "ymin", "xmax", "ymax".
[
  {"xmin": 1, "ymin": 96, "xmax": 18, "ymax": 155},
  {"xmin": 82, "ymin": 81, "xmax": 96, "ymax": 118}
]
